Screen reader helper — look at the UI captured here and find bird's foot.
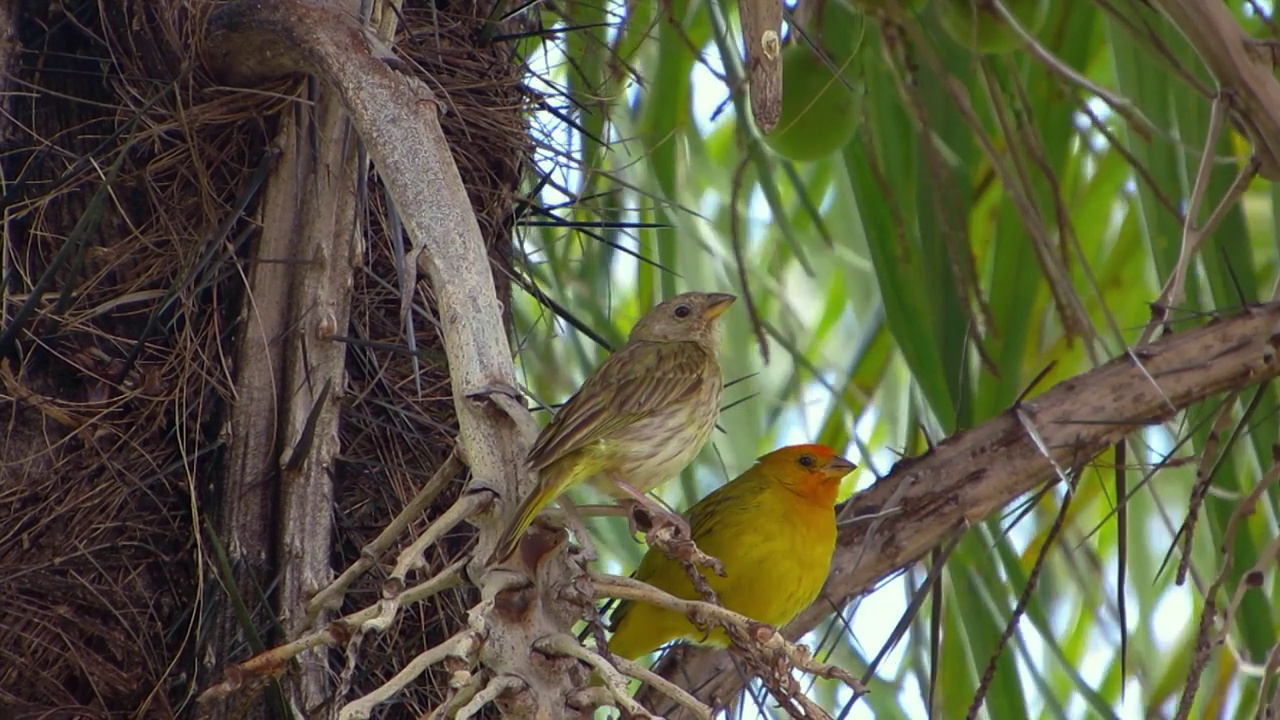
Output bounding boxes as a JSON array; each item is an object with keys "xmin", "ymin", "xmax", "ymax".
[
  {"xmin": 622, "ymin": 499, "xmax": 689, "ymax": 537},
  {"xmin": 627, "ymin": 503, "xmax": 725, "ymax": 578}
]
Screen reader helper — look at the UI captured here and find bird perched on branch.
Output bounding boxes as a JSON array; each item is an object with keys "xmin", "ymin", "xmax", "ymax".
[
  {"xmin": 488, "ymin": 290, "xmax": 737, "ymax": 564},
  {"xmin": 604, "ymin": 444, "xmax": 854, "ymax": 661}
]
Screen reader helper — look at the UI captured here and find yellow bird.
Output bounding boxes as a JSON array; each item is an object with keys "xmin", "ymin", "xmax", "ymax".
[{"xmin": 605, "ymin": 444, "xmax": 854, "ymax": 660}]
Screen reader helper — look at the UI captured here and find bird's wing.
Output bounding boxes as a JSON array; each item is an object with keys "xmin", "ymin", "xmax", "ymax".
[
  {"xmin": 683, "ymin": 479, "xmax": 741, "ymax": 539},
  {"xmin": 607, "ymin": 478, "xmax": 760, "ymax": 631},
  {"xmin": 526, "ymin": 340, "xmax": 713, "ymax": 471}
]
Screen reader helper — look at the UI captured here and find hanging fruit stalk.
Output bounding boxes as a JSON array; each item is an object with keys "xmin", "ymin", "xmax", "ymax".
[
  {"xmin": 741, "ymin": 0, "xmax": 784, "ymax": 133},
  {"xmin": 761, "ymin": 0, "xmax": 865, "ymax": 161}
]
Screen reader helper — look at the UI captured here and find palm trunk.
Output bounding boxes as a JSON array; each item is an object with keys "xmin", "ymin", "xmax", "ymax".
[{"xmin": 0, "ymin": 2, "xmax": 526, "ymax": 717}]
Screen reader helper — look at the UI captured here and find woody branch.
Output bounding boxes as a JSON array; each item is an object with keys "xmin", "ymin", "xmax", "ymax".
[{"xmin": 642, "ymin": 302, "xmax": 1280, "ymax": 713}]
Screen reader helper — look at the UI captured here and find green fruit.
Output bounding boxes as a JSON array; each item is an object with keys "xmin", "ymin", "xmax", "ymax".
[
  {"xmin": 762, "ymin": 37, "xmax": 861, "ymax": 162},
  {"xmin": 938, "ymin": 0, "xmax": 1049, "ymax": 55},
  {"xmin": 845, "ymin": 0, "xmax": 930, "ymax": 13}
]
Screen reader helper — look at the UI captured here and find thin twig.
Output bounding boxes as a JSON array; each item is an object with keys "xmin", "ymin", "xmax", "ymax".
[
  {"xmin": 196, "ymin": 560, "xmax": 465, "ymax": 702},
  {"xmin": 1137, "ymin": 99, "xmax": 1259, "ymax": 347},
  {"xmin": 967, "ymin": 471, "xmax": 1076, "ymax": 720},
  {"xmin": 423, "ymin": 670, "xmax": 483, "ymax": 720},
  {"xmin": 308, "ymin": 449, "xmax": 464, "ymax": 617},
  {"xmin": 456, "ymin": 675, "xmax": 525, "ymax": 720},
  {"xmin": 989, "ymin": 0, "xmax": 1155, "ymax": 140},
  {"xmin": 592, "ymin": 572, "xmax": 866, "ymax": 699},
  {"xmin": 613, "ymin": 656, "xmax": 713, "ymax": 720},
  {"xmin": 536, "ymin": 634, "xmax": 658, "ymax": 719},
  {"xmin": 338, "ymin": 631, "xmax": 480, "ymax": 720},
  {"xmin": 334, "ymin": 621, "xmax": 369, "ymax": 711},
  {"xmin": 1146, "ymin": 0, "xmax": 1280, "ymax": 180},
  {"xmin": 1177, "ymin": 391, "xmax": 1240, "ymax": 585},
  {"xmin": 388, "ymin": 492, "xmax": 492, "ymax": 590},
  {"xmin": 1174, "ymin": 458, "xmax": 1280, "ymax": 719},
  {"xmin": 1256, "ymin": 641, "xmax": 1280, "ymax": 720},
  {"xmin": 727, "ymin": 155, "xmax": 770, "ymax": 363},
  {"xmin": 362, "ymin": 495, "xmax": 489, "ymax": 636}
]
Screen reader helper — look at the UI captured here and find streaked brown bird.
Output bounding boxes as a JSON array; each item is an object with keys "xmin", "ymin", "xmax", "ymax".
[{"xmin": 489, "ymin": 291, "xmax": 736, "ymax": 564}]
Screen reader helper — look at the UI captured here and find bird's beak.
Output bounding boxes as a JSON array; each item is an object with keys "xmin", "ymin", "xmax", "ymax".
[
  {"xmin": 823, "ymin": 456, "xmax": 857, "ymax": 479},
  {"xmin": 701, "ymin": 293, "xmax": 737, "ymax": 320}
]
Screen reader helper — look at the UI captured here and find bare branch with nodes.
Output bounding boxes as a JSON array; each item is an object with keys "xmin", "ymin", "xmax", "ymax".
[
  {"xmin": 1174, "ymin": 453, "xmax": 1280, "ymax": 719},
  {"xmin": 1136, "ymin": 97, "xmax": 1261, "ymax": 347},
  {"xmin": 421, "ymin": 669, "xmax": 485, "ymax": 720},
  {"xmin": 593, "ymin": 571, "xmax": 867, "ymax": 718},
  {"xmin": 339, "ymin": 630, "xmax": 483, "ymax": 720},
  {"xmin": 1147, "ymin": 0, "xmax": 1280, "ymax": 180},
  {"xmin": 308, "ymin": 449, "xmax": 465, "ymax": 617},
  {"xmin": 358, "ymin": 492, "xmax": 494, "ymax": 635},
  {"xmin": 196, "ymin": 559, "xmax": 468, "ymax": 702},
  {"xmin": 609, "ymin": 656, "xmax": 713, "ymax": 720},
  {"xmin": 640, "ymin": 300, "xmax": 1280, "ymax": 715},
  {"xmin": 456, "ymin": 675, "xmax": 525, "ymax": 720},
  {"xmin": 536, "ymin": 633, "xmax": 659, "ymax": 719}
]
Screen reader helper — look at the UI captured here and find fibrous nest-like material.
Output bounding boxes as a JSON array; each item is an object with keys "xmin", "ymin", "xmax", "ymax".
[{"xmin": 0, "ymin": 1, "xmax": 528, "ymax": 717}]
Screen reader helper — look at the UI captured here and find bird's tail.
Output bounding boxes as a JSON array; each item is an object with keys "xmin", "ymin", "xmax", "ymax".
[
  {"xmin": 599, "ymin": 623, "xmax": 659, "ymax": 664},
  {"xmin": 582, "ymin": 596, "xmax": 660, "ymax": 687},
  {"xmin": 488, "ymin": 471, "xmax": 562, "ymax": 564}
]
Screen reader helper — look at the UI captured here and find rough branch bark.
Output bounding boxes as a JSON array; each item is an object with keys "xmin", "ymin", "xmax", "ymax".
[
  {"xmin": 642, "ymin": 302, "xmax": 1280, "ymax": 715},
  {"xmin": 209, "ymin": 51, "xmax": 363, "ymax": 720},
  {"xmin": 206, "ymin": 0, "xmax": 527, "ymax": 574},
  {"xmin": 209, "ymin": 148, "xmax": 288, "ymax": 720},
  {"xmin": 277, "ymin": 82, "xmax": 364, "ymax": 714}
]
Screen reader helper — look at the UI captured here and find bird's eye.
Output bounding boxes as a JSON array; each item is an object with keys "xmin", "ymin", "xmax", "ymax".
[
  {"xmin": 674, "ymin": 304, "xmax": 692, "ymax": 319},
  {"xmin": 798, "ymin": 455, "xmax": 815, "ymax": 468}
]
